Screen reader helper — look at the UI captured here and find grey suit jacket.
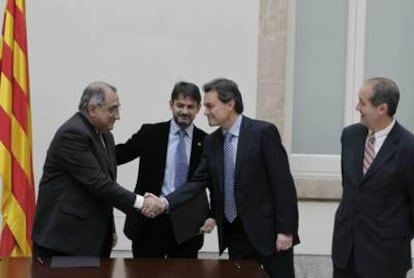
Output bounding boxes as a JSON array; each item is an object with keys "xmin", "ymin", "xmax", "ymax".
[{"xmin": 32, "ymin": 112, "xmax": 136, "ymax": 255}]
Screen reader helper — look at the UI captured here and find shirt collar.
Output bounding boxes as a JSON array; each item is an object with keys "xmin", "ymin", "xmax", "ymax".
[
  {"xmin": 170, "ymin": 119, "xmax": 194, "ymax": 139},
  {"xmin": 371, "ymin": 118, "xmax": 395, "ymax": 140},
  {"xmin": 222, "ymin": 114, "xmax": 243, "ymax": 137}
]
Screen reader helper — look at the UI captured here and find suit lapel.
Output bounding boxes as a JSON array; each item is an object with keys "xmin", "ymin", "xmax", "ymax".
[
  {"xmin": 153, "ymin": 121, "xmax": 171, "ymax": 185},
  {"xmin": 155, "ymin": 122, "xmax": 170, "ymax": 183},
  {"xmin": 235, "ymin": 117, "xmax": 252, "ymax": 182},
  {"xmin": 102, "ymin": 132, "xmax": 116, "ymax": 178},
  {"xmin": 213, "ymin": 117, "xmax": 252, "ymax": 196},
  {"xmin": 78, "ymin": 113, "xmax": 116, "ymax": 178},
  {"xmin": 362, "ymin": 124, "xmax": 399, "ymax": 181},
  {"xmin": 189, "ymin": 127, "xmax": 205, "ymax": 176},
  {"xmin": 213, "ymin": 130, "xmax": 225, "ymax": 195},
  {"xmin": 354, "ymin": 130, "xmax": 368, "ymax": 181},
  {"xmin": 96, "ymin": 132, "xmax": 114, "ymax": 177}
]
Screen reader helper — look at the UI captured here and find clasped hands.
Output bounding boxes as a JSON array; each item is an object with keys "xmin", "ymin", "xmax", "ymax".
[
  {"xmin": 141, "ymin": 192, "xmax": 167, "ymax": 218},
  {"xmin": 140, "ymin": 193, "xmax": 216, "ymax": 234}
]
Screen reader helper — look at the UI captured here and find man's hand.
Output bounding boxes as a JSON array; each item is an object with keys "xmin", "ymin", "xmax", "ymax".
[
  {"xmin": 141, "ymin": 192, "xmax": 167, "ymax": 218},
  {"xmin": 199, "ymin": 218, "xmax": 216, "ymax": 234},
  {"xmin": 276, "ymin": 233, "xmax": 293, "ymax": 252}
]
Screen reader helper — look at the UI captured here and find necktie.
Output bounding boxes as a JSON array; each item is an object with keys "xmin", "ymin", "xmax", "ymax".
[
  {"xmin": 174, "ymin": 129, "xmax": 188, "ymax": 189},
  {"xmin": 363, "ymin": 133, "xmax": 376, "ymax": 175},
  {"xmin": 99, "ymin": 133, "xmax": 107, "ymax": 150},
  {"xmin": 223, "ymin": 132, "xmax": 237, "ymax": 222}
]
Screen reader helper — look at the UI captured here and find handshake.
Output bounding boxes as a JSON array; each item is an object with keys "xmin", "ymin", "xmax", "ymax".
[
  {"xmin": 140, "ymin": 192, "xmax": 168, "ymax": 218},
  {"xmin": 138, "ymin": 192, "xmax": 217, "ymax": 234}
]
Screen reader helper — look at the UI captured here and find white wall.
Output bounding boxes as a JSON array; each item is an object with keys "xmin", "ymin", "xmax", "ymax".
[
  {"xmin": 2, "ymin": 0, "xmax": 376, "ymax": 258},
  {"xmin": 0, "ymin": 1, "xmax": 259, "ymax": 253},
  {"xmin": 296, "ymin": 201, "xmax": 337, "ymax": 255}
]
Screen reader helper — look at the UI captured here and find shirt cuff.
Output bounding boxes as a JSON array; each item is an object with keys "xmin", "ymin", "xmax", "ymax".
[
  {"xmin": 134, "ymin": 194, "xmax": 144, "ymax": 209},
  {"xmin": 160, "ymin": 196, "xmax": 170, "ymax": 212}
]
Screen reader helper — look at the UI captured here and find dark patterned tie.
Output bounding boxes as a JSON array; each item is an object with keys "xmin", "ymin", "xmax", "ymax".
[
  {"xmin": 363, "ymin": 133, "xmax": 376, "ymax": 175},
  {"xmin": 223, "ymin": 132, "xmax": 237, "ymax": 222},
  {"xmin": 174, "ymin": 129, "xmax": 188, "ymax": 189},
  {"xmin": 99, "ymin": 132, "xmax": 107, "ymax": 150}
]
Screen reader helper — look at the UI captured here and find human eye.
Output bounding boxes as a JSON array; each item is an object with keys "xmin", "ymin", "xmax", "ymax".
[{"xmin": 109, "ymin": 105, "xmax": 120, "ymax": 114}]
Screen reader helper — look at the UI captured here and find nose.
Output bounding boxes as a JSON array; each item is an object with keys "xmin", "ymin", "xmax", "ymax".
[
  {"xmin": 355, "ymin": 103, "xmax": 360, "ymax": 111},
  {"xmin": 181, "ymin": 106, "xmax": 189, "ymax": 114}
]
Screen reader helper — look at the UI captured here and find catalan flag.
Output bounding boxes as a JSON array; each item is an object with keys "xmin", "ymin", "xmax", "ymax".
[{"xmin": 0, "ymin": 0, "xmax": 35, "ymax": 256}]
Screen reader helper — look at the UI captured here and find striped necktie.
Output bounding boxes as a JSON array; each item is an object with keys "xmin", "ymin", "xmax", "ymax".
[
  {"xmin": 174, "ymin": 129, "xmax": 188, "ymax": 189},
  {"xmin": 223, "ymin": 132, "xmax": 237, "ymax": 222},
  {"xmin": 363, "ymin": 133, "xmax": 376, "ymax": 175}
]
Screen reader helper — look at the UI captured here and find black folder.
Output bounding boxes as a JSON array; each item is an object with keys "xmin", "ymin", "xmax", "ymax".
[
  {"xmin": 50, "ymin": 256, "xmax": 100, "ymax": 268},
  {"xmin": 170, "ymin": 190, "xmax": 210, "ymax": 245}
]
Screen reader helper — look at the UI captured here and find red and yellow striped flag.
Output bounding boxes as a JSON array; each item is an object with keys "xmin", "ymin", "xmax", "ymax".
[{"xmin": 0, "ymin": 0, "xmax": 35, "ymax": 256}]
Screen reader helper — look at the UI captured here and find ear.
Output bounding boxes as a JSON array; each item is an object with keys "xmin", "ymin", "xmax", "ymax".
[
  {"xmin": 378, "ymin": 103, "xmax": 388, "ymax": 115},
  {"xmin": 87, "ymin": 104, "xmax": 97, "ymax": 117},
  {"xmin": 226, "ymin": 99, "xmax": 236, "ymax": 111}
]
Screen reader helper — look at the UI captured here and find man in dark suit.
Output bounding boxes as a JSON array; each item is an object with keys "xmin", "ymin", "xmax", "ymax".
[
  {"xmin": 145, "ymin": 78, "xmax": 299, "ymax": 277},
  {"xmin": 32, "ymin": 81, "xmax": 152, "ymax": 258},
  {"xmin": 332, "ymin": 77, "xmax": 414, "ymax": 278},
  {"xmin": 116, "ymin": 81, "xmax": 215, "ymax": 258}
]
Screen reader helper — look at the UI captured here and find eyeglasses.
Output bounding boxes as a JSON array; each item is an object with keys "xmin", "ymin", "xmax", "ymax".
[
  {"xmin": 96, "ymin": 103, "xmax": 120, "ymax": 115},
  {"xmin": 107, "ymin": 104, "xmax": 120, "ymax": 115}
]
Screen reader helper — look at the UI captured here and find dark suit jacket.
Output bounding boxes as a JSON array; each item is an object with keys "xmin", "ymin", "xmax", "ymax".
[
  {"xmin": 116, "ymin": 121, "xmax": 208, "ymax": 244},
  {"xmin": 167, "ymin": 116, "xmax": 299, "ymax": 256},
  {"xmin": 32, "ymin": 112, "xmax": 137, "ymax": 256},
  {"xmin": 332, "ymin": 122, "xmax": 414, "ymax": 277}
]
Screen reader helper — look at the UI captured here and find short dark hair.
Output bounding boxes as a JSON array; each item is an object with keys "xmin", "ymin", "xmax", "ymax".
[
  {"xmin": 171, "ymin": 81, "xmax": 201, "ymax": 104},
  {"xmin": 78, "ymin": 81, "xmax": 117, "ymax": 113},
  {"xmin": 367, "ymin": 77, "xmax": 399, "ymax": 116},
  {"xmin": 203, "ymin": 78, "xmax": 244, "ymax": 113}
]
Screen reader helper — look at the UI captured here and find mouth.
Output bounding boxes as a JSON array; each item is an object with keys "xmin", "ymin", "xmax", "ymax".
[{"xmin": 178, "ymin": 116, "xmax": 190, "ymax": 121}]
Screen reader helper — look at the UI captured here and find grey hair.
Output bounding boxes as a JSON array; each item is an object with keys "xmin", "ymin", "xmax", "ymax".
[{"xmin": 78, "ymin": 81, "xmax": 117, "ymax": 113}]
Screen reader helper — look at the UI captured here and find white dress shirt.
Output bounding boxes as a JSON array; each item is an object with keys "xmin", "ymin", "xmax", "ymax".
[{"xmin": 367, "ymin": 118, "xmax": 395, "ymax": 154}]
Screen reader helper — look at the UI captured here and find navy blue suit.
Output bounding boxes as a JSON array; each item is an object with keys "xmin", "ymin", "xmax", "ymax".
[
  {"xmin": 332, "ymin": 122, "xmax": 414, "ymax": 277},
  {"xmin": 167, "ymin": 116, "xmax": 299, "ymax": 277}
]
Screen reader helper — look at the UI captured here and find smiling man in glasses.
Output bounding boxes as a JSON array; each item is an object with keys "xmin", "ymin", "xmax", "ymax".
[{"xmin": 32, "ymin": 81, "xmax": 153, "ymax": 259}]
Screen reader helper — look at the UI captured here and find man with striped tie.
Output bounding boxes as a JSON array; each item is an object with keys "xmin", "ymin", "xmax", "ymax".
[
  {"xmin": 332, "ymin": 77, "xmax": 414, "ymax": 278},
  {"xmin": 147, "ymin": 78, "xmax": 299, "ymax": 278}
]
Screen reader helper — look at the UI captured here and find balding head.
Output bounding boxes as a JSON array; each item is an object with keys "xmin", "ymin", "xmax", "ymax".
[{"xmin": 78, "ymin": 81, "xmax": 117, "ymax": 113}]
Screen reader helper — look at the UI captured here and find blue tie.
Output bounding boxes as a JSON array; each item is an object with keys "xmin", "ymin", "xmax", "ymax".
[
  {"xmin": 223, "ymin": 132, "xmax": 237, "ymax": 222},
  {"xmin": 174, "ymin": 129, "xmax": 188, "ymax": 189}
]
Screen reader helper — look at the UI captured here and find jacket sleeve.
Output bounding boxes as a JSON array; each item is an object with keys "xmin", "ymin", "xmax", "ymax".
[
  {"xmin": 115, "ymin": 124, "xmax": 147, "ymax": 165},
  {"xmin": 167, "ymin": 146, "xmax": 212, "ymax": 213},
  {"xmin": 262, "ymin": 124, "xmax": 299, "ymax": 235},
  {"xmin": 55, "ymin": 126, "xmax": 136, "ymax": 213}
]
